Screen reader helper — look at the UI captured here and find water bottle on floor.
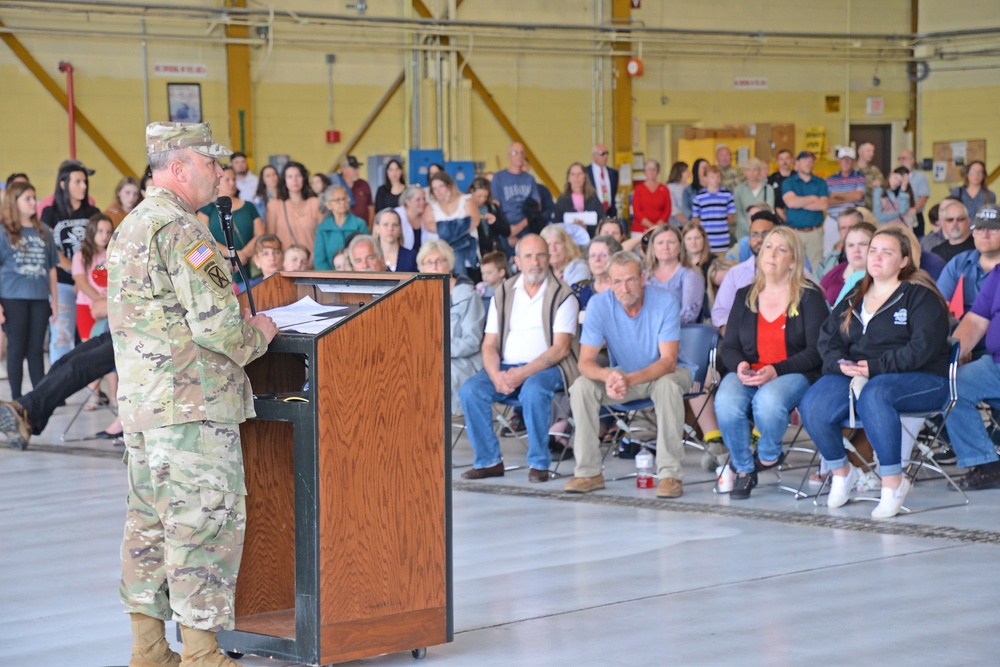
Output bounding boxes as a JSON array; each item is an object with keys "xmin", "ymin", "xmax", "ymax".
[{"xmin": 635, "ymin": 448, "xmax": 655, "ymax": 489}]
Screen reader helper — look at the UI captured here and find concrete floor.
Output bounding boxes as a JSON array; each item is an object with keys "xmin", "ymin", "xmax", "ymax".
[{"xmin": 2, "ymin": 386, "xmax": 999, "ymax": 666}]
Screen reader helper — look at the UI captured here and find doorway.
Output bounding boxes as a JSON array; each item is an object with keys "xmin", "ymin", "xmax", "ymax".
[{"xmin": 850, "ymin": 124, "xmax": 892, "ymax": 176}]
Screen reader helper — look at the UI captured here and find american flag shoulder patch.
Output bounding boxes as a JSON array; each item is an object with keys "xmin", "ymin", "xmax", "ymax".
[{"xmin": 185, "ymin": 241, "xmax": 215, "ymax": 269}]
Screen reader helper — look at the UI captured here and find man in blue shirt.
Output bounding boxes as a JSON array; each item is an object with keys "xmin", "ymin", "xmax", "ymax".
[
  {"xmin": 937, "ymin": 204, "xmax": 1000, "ymax": 316},
  {"xmin": 564, "ymin": 251, "xmax": 693, "ymax": 497},
  {"xmin": 782, "ymin": 150, "xmax": 829, "ymax": 270},
  {"xmin": 490, "ymin": 142, "xmax": 539, "ymax": 245}
]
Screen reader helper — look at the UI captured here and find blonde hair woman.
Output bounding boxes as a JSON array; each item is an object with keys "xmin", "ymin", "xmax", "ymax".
[
  {"xmin": 644, "ymin": 224, "xmax": 704, "ymax": 323},
  {"xmin": 540, "ymin": 224, "xmax": 590, "ymax": 285}
]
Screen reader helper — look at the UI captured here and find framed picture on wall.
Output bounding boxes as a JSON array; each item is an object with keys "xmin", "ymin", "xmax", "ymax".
[{"xmin": 167, "ymin": 83, "xmax": 202, "ymax": 123}]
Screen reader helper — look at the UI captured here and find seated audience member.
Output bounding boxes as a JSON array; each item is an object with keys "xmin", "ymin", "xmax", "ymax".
[
  {"xmin": 374, "ymin": 208, "xmax": 418, "ymax": 272},
  {"xmin": 645, "ymin": 225, "xmax": 704, "ymax": 323},
  {"xmin": 563, "ymin": 251, "xmax": 692, "ymax": 497},
  {"xmin": 395, "ymin": 184, "xmax": 427, "ymax": 250},
  {"xmin": 800, "ymin": 228, "xmax": 951, "ymax": 519},
  {"xmin": 266, "ymin": 161, "xmax": 322, "ymax": 253},
  {"xmin": 332, "ymin": 247, "xmax": 352, "ymax": 271},
  {"xmin": 458, "ymin": 234, "xmax": 580, "ymax": 482},
  {"xmin": 815, "ymin": 207, "xmax": 865, "ymax": 281},
  {"xmin": 681, "ymin": 221, "xmax": 714, "ymax": 282},
  {"xmin": 572, "ymin": 235, "xmax": 623, "ymax": 316},
  {"xmin": 872, "ymin": 168, "xmax": 912, "ymax": 226},
  {"xmin": 476, "ymin": 250, "xmax": 509, "ymax": 312},
  {"xmin": 283, "ymin": 244, "xmax": 311, "ymax": 272},
  {"xmin": 820, "ymin": 222, "xmax": 876, "ymax": 306},
  {"xmin": 725, "ymin": 202, "xmax": 773, "ymax": 263},
  {"xmin": 716, "ymin": 227, "xmax": 827, "ymax": 498},
  {"xmin": 631, "ymin": 160, "xmax": 672, "ymax": 236},
  {"xmin": 707, "ymin": 257, "xmax": 737, "ymax": 311},
  {"xmin": 949, "ymin": 160, "xmax": 996, "ymax": 221},
  {"xmin": 888, "ymin": 221, "xmax": 944, "ymax": 282},
  {"xmin": 732, "ymin": 158, "xmax": 774, "ymax": 241},
  {"xmin": 552, "ymin": 162, "xmax": 604, "ymax": 233},
  {"xmin": 712, "ymin": 211, "xmax": 779, "ymax": 331},
  {"xmin": 104, "ymin": 177, "xmax": 142, "ymax": 229},
  {"xmin": 348, "ymin": 234, "xmax": 387, "ymax": 272},
  {"xmin": 596, "ymin": 216, "xmax": 626, "ymax": 245},
  {"xmin": 931, "ymin": 199, "xmax": 975, "ymax": 264},
  {"xmin": 541, "ymin": 224, "xmax": 591, "ymax": 286},
  {"xmin": 418, "ymin": 240, "xmax": 485, "ymax": 416},
  {"xmin": 937, "ymin": 204, "xmax": 1000, "ymax": 316},
  {"xmin": 425, "ymin": 171, "xmax": 480, "ymax": 276},
  {"xmin": 469, "ymin": 177, "xmax": 511, "ymax": 259},
  {"xmin": 939, "ymin": 218, "xmax": 1000, "ymax": 491},
  {"xmin": 0, "ymin": 331, "xmax": 118, "ymax": 450},
  {"xmin": 692, "ymin": 165, "xmax": 736, "ymax": 253},
  {"xmin": 244, "ymin": 234, "xmax": 283, "ymax": 291},
  {"xmin": 920, "ymin": 200, "xmax": 948, "ymax": 254},
  {"xmin": 314, "ymin": 185, "xmax": 368, "ymax": 270}
]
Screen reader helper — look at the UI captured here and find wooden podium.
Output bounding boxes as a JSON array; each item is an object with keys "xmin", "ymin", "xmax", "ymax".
[{"xmin": 216, "ymin": 271, "xmax": 453, "ymax": 665}]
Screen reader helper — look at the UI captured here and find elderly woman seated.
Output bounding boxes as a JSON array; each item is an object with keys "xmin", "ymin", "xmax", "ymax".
[
  {"xmin": 418, "ymin": 239, "xmax": 485, "ymax": 416},
  {"xmin": 541, "ymin": 224, "xmax": 591, "ymax": 286},
  {"xmin": 715, "ymin": 227, "xmax": 829, "ymax": 499}
]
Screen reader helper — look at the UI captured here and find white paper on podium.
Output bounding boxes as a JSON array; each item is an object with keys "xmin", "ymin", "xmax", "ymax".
[{"xmin": 261, "ymin": 296, "xmax": 348, "ymax": 330}]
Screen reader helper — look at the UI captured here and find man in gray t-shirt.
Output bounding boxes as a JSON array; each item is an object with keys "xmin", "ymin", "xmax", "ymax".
[{"xmin": 490, "ymin": 142, "xmax": 539, "ymax": 245}]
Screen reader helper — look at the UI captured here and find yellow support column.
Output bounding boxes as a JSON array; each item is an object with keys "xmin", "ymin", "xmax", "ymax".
[
  {"xmin": 611, "ymin": 0, "xmax": 633, "ymax": 215},
  {"xmin": 225, "ymin": 0, "xmax": 253, "ymax": 162}
]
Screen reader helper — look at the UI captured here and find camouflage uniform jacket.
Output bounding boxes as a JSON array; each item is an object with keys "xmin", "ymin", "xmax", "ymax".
[
  {"xmin": 108, "ymin": 185, "xmax": 268, "ymax": 433},
  {"xmin": 860, "ymin": 164, "xmax": 885, "ymax": 211},
  {"xmin": 721, "ymin": 165, "xmax": 746, "ymax": 193}
]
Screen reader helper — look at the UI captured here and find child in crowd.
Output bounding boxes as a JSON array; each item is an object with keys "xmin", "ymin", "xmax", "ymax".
[
  {"xmin": 475, "ymin": 250, "xmax": 507, "ymax": 311},
  {"xmin": 332, "ymin": 247, "xmax": 352, "ymax": 271},
  {"xmin": 72, "ymin": 213, "xmax": 116, "ymax": 411},
  {"xmin": 0, "ymin": 181, "xmax": 59, "ymax": 400},
  {"xmin": 244, "ymin": 234, "xmax": 283, "ymax": 291},
  {"xmin": 283, "ymin": 244, "xmax": 311, "ymax": 272}
]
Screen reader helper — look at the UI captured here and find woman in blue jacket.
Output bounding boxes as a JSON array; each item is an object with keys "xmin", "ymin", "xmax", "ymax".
[{"xmin": 800, "ymin": 228, "xmax": 951, "ymax": 519}]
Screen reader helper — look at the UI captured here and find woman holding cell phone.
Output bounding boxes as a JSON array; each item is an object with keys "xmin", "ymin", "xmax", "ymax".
[
  {"xmin": 714, "ymin": 227, "xmax": 829, "ymax": 499},
  {"xmin": 799, "ymin": 228, "xmax": 950, "ymax": 519}
]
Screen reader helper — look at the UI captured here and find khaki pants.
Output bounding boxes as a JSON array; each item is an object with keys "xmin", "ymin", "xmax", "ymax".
[
  {"xmin": 795, "ymin": 226, "xmax": 825, "ymax": 272},
  {"xmin": 120, "ymin": 421, "xmax": 246, "ymax": 631},
  {"xmin": 570, "ymin": 368, "xmax": 693, "ymax": 480}
]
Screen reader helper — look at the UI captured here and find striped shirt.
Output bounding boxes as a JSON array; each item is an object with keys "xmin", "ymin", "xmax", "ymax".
[
  {"xmin": 826, "ymin": 170, "xmax": 866, "ymax": 219},
  {"xmin": 692, "ymin": 187, "xmax": 735, "ymax": 252}
]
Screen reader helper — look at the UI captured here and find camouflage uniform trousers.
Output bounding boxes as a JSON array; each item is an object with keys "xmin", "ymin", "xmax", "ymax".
[{"xmin": 120, "ymin": 420, "xmax": 247, "ymax": 631}]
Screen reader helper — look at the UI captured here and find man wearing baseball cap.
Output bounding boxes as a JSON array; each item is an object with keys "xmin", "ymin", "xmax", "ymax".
[
  {"xmin": 781, "ymin": 150, "xmax": 830, "ymax": 268},
  {"xmin": 942, "ymin": 203, "xmax": 1000, "ymax": 492},
  {"xmin": 340, "ymin": 154, "xmax": 374, "ymax": 226},
  {"xmin": 109, "ymin": 122, "xmax": 277, "ymax": 666},
  {"xmin": 824, "ymin": 146, "xmax": 866, "ymax": 256}
]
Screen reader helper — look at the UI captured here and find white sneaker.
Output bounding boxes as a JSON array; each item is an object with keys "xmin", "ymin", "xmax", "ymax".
[
  {"xmin": 827, "ymin": 464, "xmax": 859, "ymax": 508},
  {"xmin": 871, "ymin": 477, "xmax": 911, "ymax": 519},
  {"xmin": 716, "ymin": 464, "xmax": 735, "ymax": 493}
]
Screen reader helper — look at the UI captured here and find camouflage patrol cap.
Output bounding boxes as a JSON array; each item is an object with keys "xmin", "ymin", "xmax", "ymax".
[{"xmin": 146, "ymin": 122, "xmax": 233, "ymax": 158}]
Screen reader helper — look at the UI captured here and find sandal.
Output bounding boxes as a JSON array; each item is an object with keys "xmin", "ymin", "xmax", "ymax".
[{"xmin": 84, "ymin": 391, "xmax": 110, "ymax": 412}]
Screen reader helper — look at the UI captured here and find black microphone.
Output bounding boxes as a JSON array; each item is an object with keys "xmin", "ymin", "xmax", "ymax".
[{"xmin": 214, "ymin": 196, "xmax": 257, "ymax": 315}]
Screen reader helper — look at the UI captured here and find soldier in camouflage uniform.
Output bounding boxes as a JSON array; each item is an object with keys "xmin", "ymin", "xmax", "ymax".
[
  {"xmin": 857, "ymin": 141, "xmax": 886, "ymax": 211},
  {"xmin": 108, "ymin": 122, "xmax": 278, "ymax": 667}
]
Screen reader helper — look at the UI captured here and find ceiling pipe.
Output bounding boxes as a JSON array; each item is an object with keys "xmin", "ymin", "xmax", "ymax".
[{"xmin": 57, "ymin": 60, "xmax": 75, "ymax": 158}]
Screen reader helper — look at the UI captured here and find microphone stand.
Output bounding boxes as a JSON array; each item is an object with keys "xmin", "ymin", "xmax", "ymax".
[{"xmin": 215, "ymin": 196, "xmax": 257, "ymax": 316}]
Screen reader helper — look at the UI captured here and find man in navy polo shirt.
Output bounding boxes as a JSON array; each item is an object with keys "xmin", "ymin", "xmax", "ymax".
[{"xmin": 782, "ymin": 150, "xmax": 829, "ymax": 269}]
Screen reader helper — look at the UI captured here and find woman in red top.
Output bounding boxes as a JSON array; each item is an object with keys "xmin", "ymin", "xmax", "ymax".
[
  {"xmin": 715, "ymin": 227, "xmax": 829, "ymax": 498},
  {"xmin": 631, "ymin": 159, "xmax": 671, "ymax": 236}
]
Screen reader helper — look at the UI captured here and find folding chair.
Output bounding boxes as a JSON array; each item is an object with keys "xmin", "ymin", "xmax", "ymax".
[
  {"xmin": 493, "ymin": 394, "xmax": 573, "ymax": 477},
  {"xmin": 60, "ymin": 383, "xmax": 118, "ymax": 443},
  {"xmin": 813, "ymin": 341, "xmax": 969, "ymax": 515},
  {"xmin": 601, "ymin": 323, "xmax": 720, "ymax": 482}
]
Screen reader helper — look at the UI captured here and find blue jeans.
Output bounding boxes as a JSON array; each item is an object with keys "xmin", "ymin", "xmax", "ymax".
[
  {"xmin": 49, "ymin": 282, "xmax": 77, "ymax": 364},
  {"xmin": 715, "ymin": 372, "xmax": 811, "ymax": 474},
  {"xmin": 944, "ymin": 355, "xmax": 1000, "ymax": 468},
  {"xmin": 800, "ymin": 372, "xmax": 948, "ymax": 477},
  {"xmin": 458, "ymin": 364, "xmax": 564, "ymax": 470}
]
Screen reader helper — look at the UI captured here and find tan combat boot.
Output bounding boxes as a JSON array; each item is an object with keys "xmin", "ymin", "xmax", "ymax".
[
  {"xmin": 129, "ymin": 613, "xmax": 181, "ymax": 667},
  {"xmin": 178, "ymin": 625, "xmax": 241, "ymax": 666}
]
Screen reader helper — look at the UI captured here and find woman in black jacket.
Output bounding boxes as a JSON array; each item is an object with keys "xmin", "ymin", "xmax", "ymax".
[
  {"xmin": 551, "ymin": 162, "xmax": 603, "ymax": 232},
  {"xmin": 800, "ymin": 228, "xmax": 950, "ymax": 519},
  {"xmin": 715, "ymin": 227, "xmax": 828, "ymax": 499}
]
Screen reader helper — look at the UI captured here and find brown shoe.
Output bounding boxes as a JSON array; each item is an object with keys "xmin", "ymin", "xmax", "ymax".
[
  {"xmin": 563, "ymin": 473, "xmax": 605, "ymax": 493},
  {"xmin": 0, "ymin": 401, "xmax": 30, "ymax": 451},
  {"xmin": 528, "ymin": 467, "xmax": 550, "ymax": 483},
  {"xmin": 656, "ymin": 477, "xmax": 683, "ymax": 498},
  {"xmin": 461, "ymin": 461, "xmax": 505, "ymax": 480}
]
